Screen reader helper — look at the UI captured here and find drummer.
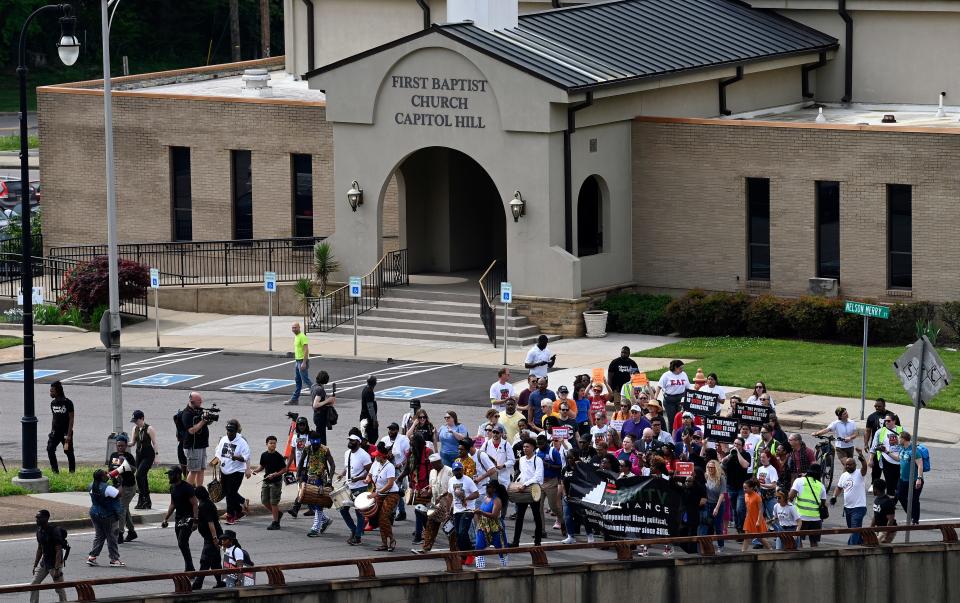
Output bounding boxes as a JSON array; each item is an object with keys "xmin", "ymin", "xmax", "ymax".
[
  {"xmin": 368, "ymin": 441, "xmax": 401, "ymax": 551},
  {"xmin": 299, "ymin": 431, "xmax": 335, "ymax": 538},
  {"xmin": 448, "ymin": 462, "xmax": 479, "ymax": 556},
  {"xmin": 510, "ymin": 439, "xmax": 545, "ymax": 548},
  {"xmin": 337, "ymin": 432, "xmax": 373, "ymax": 546},
  {"xmin": 414, "ymin": 453, "xmax": 455, "ymax": 554}
]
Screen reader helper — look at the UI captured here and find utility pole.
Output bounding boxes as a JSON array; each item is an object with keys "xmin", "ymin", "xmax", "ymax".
[
  {"xmin": 260, "ymin": 0, "xmax": 270, "ymax": 58},
  {"xmin": 229, "ymin": 0, "xmax": 241, "ymax": 62}
]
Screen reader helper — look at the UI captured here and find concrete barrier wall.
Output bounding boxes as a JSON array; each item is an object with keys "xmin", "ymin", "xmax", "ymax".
[
  {"xmin": 148, "ymin": 282, "xmax": 325, "ymax": 317},
  {"xmin": 98, "ymin": 543, "xmax": 960, "ymax": 603}
]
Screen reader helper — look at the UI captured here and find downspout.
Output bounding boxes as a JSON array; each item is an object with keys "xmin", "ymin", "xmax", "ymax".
[
  {"xmin": 552, "ymin": 1, "xmax": 563, "ymax": 7},
  {"xmin": 415, "ymin": 0, "xmax": 430, "ymax": 30},
  {"xmin": 301, "ymin": 0, "xmax": 315, "ymax": 72},
  {"xmin": 564, "ymin": 91, "xmax": 594, "ymax": 254},
  {"xmin": 718, "ymin": 66, "xmax": 743, "ymax": 116},
  {"xmin": 838, "ymin": 0, "xmax": 853, "ymax": 103},
  {"xmin": 801, "ymin": 52, "xmax": 828, "ymax": 99}
]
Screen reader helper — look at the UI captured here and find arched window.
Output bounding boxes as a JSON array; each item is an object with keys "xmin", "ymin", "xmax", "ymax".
[{"xmin": 577, "ymin": 176, "xmax": 603, "ymax": 257}]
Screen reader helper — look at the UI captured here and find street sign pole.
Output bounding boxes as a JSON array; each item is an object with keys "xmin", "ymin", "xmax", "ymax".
[
  {"xmin": 354, "ymin": 299, "xmax": 358, "ymax": 357},
  {"xmin": 905, "ymin": 338, "xmax": 924, "ymax": 543},
  {"xmin": 268, "ymin": 290, "xmax": 273, "ymax": 352},
  {"xmin": 349, "ymin": 277, "xmax": 362, "ymax": 357},
  {"xmin": 150, "ymin": 268, "xmax": 160, "ymax": 352},
  {"xmin": 500, "ymin": 282, "xmax": 512, "ymax": 366},
  {"xmin": 503, "ymin": 302, "xmax": 508, "ymax": 366},
  {"xmin": 859, "ymin": 315, "xmax": 869, "ymax": 420}
]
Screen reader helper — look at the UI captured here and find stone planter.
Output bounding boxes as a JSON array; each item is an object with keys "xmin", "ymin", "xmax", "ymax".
[{"xmin": 583, "ymin": 310, "xmax": 608, "ymax": 338}]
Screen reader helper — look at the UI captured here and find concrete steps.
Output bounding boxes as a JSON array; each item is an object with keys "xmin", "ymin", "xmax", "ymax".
[{"xmin": 329, "ymin": 286, "xmax": 556, "ymax": 346}]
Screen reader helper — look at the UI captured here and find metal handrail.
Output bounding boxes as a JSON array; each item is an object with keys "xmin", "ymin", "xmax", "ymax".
[
  {"xmin": 3, "ymin": 522, "xmax": 957, "ymax": 600},
  {"xmin": 478, "ymin": 260, "xmax": 505, "ymax": 346}
]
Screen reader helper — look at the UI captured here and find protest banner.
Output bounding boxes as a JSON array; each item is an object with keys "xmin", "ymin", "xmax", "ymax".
[
  {"xmin": 704, "ymin": 417, "xmax": 738, "ymax": 443},
  {"xmin": 734, "ymin": 401, "xmax": 770, "ymax": 425},
  {"xmin": 683, "ymin": 388, "xmax": 722, "ymax": 417}
]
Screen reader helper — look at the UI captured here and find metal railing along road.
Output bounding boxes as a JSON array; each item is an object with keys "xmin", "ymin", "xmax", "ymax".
[
  {"xmin": 2, "ymin": 522, "xmax": 957, "ymax": 601},
  {"xmin": 0, "ymin": 254, "xmax": 147, "ymax": 319},
  {"xmin": 48, "ymin": 236, "xmax": 324, "ymax": 287},
  {"xmin": 306, "ymin": 248, "xmax": 408, "ymax": 332},
  {"xmin": 479, "ymin": 259, "xmax": 506, "ymax": 346}
]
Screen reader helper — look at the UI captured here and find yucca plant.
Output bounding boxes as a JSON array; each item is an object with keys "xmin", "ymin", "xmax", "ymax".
[
  {"xmin": 313, "ymin": 241, "xmax": 340, "ymax": 295},
  {"xmin": 916, "ymin": 319, "xmax": 941, "ymax": 346},
  {"xmin": 293, "ymin": 278, "xmax": 313, "ymax": 326}
]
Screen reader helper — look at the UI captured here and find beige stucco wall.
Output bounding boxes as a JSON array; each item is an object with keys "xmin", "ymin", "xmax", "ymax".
[
  {"xmin": 753, "ymin": 3, "xmax": 960, "ymax": 104},
  {"xmin": 632, "ymin": 118, "xmax": 960, "ymax": 303}
]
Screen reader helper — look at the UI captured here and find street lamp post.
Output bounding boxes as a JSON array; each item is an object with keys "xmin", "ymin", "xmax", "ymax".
[{"xmin": 14, "ymin": 4, "xmax": 79, "ymax": 489}]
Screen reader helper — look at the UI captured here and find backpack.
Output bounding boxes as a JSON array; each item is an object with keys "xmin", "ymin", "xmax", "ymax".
[
  {"xmin": 56, "ymin": 527, "xmax": 71, "ymax": 565},
  {"xmin": 173, "ymin": 409, "xmax": 187, "ymax": 442},
  {"xmin": 916, "ymin": 444, "xmax": 931, "ymax": 472},
  {"xmin": 327, "ymin": 406, "xmax": 338, "ymax": 427}
]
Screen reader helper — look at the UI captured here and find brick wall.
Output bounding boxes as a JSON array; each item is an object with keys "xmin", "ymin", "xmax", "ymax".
[
  {"xmin": 38, "ymin": 91, "xmax": 336, "ymax": 248},
  {"xmin": 632, "ymin": 119, "xmax": 960, "ymax": 303}
]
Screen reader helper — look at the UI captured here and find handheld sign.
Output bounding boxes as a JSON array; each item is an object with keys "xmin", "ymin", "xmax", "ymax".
[
  {"xmin": 734, "ymin": 401, "xmax": 770, "ymax": 426},
  {"xmin": 500, "ymin": 282, "xmax": 512, "ymax": 304},
  {"xmin": 704, "ymin": 417, "xmax": 738, "ymax": 443},
  {"xmin": 591, "ymin": 368, "xmax": 605, "ymax": 385},
  {"xmin": 264, "ymin": 271, "xmax": 277, "ymax": 293},
  {"xmin": 610, "ymin": 419, "xmax": 625, "ymax": 433},
  {"xmin": 349, "ymin": 277, "xmax": 362, "ymax": 298},
  {"xmin": 674, "ymin": 461, "xmax": 695, "ymax": 478},
  {"xmin": 551, "ymin": 426, "xmax": 571, "ymax": 440},
  {"xmin": 684, "ymin": 388, "xmax": 722, "ymax": 417},
  {"xmin": 149, "ymin": 268, "xmax": 160, "ymax": 289}
]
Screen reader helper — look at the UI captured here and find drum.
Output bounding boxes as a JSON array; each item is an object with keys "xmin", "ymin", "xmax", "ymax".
[
  {"xmin": 354, "ymin": 492, "xmax": 380, "ymax": 518},
  {"xmin": 425, "ymin": 493, "xmax": 452, "ymax": 525},
  {"xmin": 298, "ymin": 483, "xmax": 333, "ymax": 508},
  {"xmin": 413, "ymin": 486, "xmax": 433, "ymax": 505},
  {"xmin": 508, "ymin": 482, "xmax": 542, "ymax": 504},
  {"xmin": 330, "ymin": 482, "xmax": 354, "ymax": 510}
]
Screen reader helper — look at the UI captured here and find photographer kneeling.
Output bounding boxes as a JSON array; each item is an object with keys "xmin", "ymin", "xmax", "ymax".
[{"xmin": 176, "ymin": 392, "xmax": 216, "ymax": 487}]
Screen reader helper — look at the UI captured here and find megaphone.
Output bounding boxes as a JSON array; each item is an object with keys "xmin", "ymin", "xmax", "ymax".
[{"xmin": 108, "ymin": 459, "xmax": 134, "ymax": 479}]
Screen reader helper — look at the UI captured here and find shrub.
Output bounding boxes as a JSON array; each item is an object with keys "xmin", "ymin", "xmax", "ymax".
[
  {"xmin": 940, "ymin": 302, "xmax": 960, "ymax": 343},
  {"xmin": 877, "ymin": 302, "xmax": 936, "ymax": 344},
  {"xmin": 60, "ymin": 256, "xmax": 149, "ymax": 317},
  {"xmin": 666, "ymin": 290, "xmax": 750, "ymax": 336},
  {"xmin": 744, "ymin": 295, "xmax": 794, "ymax": 338},
  {"xmin": 33, "ymin": 304, "xmax": 63, "ymax": 326},
  {"xmin": 89, "ymin": 304, "xmax": 109, "ymax": 330},
  {"xmin": 598, "ymin": 293, "xmax": 672, "ymax": 335},
  {"xmin": 785, "ymin": 296, "xmax": 843, "ymax": 340},
  {"xmin": 665, "ymin": 290, "xmax": 709, "ymax": 337}
]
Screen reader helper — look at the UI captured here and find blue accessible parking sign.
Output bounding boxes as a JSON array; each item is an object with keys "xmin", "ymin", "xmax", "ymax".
[
  {"xmin": 224, "ymin": 378, "xmax": 296, "ymax": 392},
  {"xmin": 0, "ymin": 369, "xmax": 66, "ymax": 381},
  {"xmin": 377, "ymin": 386, "xmax": 445, "ymax": 400},
  {"xmin": 125, "ymin": 373, "xmax": 201, "ymax": 387}
]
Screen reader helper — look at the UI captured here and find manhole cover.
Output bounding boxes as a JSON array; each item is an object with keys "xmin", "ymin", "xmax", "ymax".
[{"xmin": 787, "ymin": 410, "xmax": 818, "ymax": 417}]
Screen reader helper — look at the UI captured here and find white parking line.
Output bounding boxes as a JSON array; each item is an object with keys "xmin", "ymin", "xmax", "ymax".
[
  {"xmin": 64, "ymin": 349, "xmax": 223, "ymax": 385},
  {"xmin": 334, "ymin": 363, "xmax": 454, "ymax": 392},
  {"xmin": 197, "ymin": 359, "xmax": 433, "ymax": 390}
]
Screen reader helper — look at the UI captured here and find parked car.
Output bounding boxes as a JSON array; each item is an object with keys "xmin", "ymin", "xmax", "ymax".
[{"xmin": 0, "ymin": 179, "xmax": 39, "ymax": 211}]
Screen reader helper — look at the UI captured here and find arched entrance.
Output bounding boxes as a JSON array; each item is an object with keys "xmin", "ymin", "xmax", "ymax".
[{"xmin": 383, "ymin": 146, "xmax": 506, "ymax": 275}]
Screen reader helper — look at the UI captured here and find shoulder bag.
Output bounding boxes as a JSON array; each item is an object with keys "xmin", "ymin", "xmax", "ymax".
[{"xmin": 806, "ymin": 476, "xmax": 828, "ymax": 520}]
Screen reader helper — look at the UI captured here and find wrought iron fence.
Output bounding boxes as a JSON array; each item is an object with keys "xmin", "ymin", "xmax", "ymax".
[
  {"xmin": 48, "ymin": 236, "xmax": 324, "ymax": 287},
  {"xmin": 0, "ymin": 254, "xmax": 147, "ymax": 319},
  {"xmin": 479, "ymin": 260, "xmax": 506, "ymax": 346},
  {"xmin": 306, "ymin": 249, "xmax": 408, "ymax": 332},
  {"xmin": 0, "ymin": 233, "xmax": 44, "ymax": 279}
]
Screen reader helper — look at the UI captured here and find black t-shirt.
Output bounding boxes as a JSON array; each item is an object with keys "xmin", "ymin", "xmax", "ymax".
[
  {"xmin": 608, "ymin": 357, "xmax": 639, "ymax": 391},
  {"xmin": 50, "ymin": 397, "xmax": 74, "ymax": 433},
  {"xmin": 36, "ymin": 525, "xmax": 63, "ymax": 568},
  {"xmin": 360, "ymin": 386, "xmax": 377, "ymax": 421},
  {"xmin": 866, "ymin": 411, "xmax": 886, "ymax": 437},
  {"xmin": 411, "ymin": 421, "xmax": 435, "ymax": 445},
  {"xmin": 197, "ymin": 499, "xmax": 221, "ymax": 541},
  {"xmin": 310, "ymin": 384, "xmax": 327, "ymax": 418},
  {"xmin": 179, "ymin": 406, "xmax": 209, "ymax": 449},
  {"xmin": 108, "ymin": 451, "xmax": 137, "ymax": 487},
  {"xmin": 723, "ymin": 449, "xmax": 751, "ymax": 489},
  {"xmin": 681, "ymin": 482, "xmax": 707, "ymax": 525},
  {"xmin": 260, "ymin": 451, "xmax": 287, "ymax": 484},
  {"xmin": 872, "ymin": 494, "xmax": 897, "ymax": 526},
  {"xmin": 171, "ymin": 481, "xmax": 196, "ymax": 519}
]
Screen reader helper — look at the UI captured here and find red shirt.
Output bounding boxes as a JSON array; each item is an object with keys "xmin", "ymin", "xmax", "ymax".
[{"xmin": 672, "ymin": 411, "xmax": 704, "ymax": 432}]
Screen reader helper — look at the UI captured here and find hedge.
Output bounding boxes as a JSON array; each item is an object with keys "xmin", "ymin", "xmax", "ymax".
[{"xmin": 598, "ymin": 293, "xmax": 672, "ymax": 335}]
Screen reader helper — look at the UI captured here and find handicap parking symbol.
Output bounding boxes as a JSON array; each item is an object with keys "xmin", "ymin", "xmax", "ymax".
[
  {"xmin": 124, "ymin": 373, "xmax": 201, "ymax": 387},
  {"xmin": 0, "ymin": 369, "xmax": 66, "ymax": 381},
  {"xmin": 224, "ymin": 378, "xmax": 296, "ymax": 392},
  {"xmin": 377, "ymin": 386, "xmax": 445, "ymax": 400}
]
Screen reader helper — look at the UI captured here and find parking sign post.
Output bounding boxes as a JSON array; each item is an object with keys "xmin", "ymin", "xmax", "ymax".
[
  {"xmin": 265, "ymin": 272, "xmax": 277, "ymax": 351},
  {"xmin": 500, "ymin": 283, "xmax": 512, "ymax": 366},
  {"xmin": 349, "ymin": 277, "xmax": 361, "ymax": 356},
  {"xmin": 150, "ymin": 268, "xmax": 160, "ymax": 351}
]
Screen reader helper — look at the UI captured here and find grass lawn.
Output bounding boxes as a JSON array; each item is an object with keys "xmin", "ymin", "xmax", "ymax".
[
  {"xmin": 0, "ymin": 336, "xmax": 22, "ymax": 349},
  {"xmin": 0, "ymin": 465, "xmax": 171, "ymax": 496},
  {"xmin": 633, "ymin": 337, "xmax": 960, "ymax": 412},
  {"xmin": 0, "ymin": 135, "xmax": 39, "ymax": 151}
]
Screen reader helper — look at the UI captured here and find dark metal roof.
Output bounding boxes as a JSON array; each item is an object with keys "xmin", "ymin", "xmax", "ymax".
[{"xmin": 439, "ymin": 0, "xmax": 838, "ymax": 91}]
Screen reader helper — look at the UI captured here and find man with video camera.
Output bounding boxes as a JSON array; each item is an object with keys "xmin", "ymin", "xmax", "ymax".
[{"xmin": 176, "ymin": 392, "xmax": 217, "ymax": 487}]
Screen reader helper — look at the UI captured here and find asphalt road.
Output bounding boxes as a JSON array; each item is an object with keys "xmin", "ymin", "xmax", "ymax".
[{"xmin": 0, "ymin": 348, "xmax": 958, "ymax": 599}]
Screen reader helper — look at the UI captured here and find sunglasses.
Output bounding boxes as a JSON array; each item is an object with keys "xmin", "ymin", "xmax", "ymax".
[
  {"xmin": 559, "ymin": 407, "xmax": 569, "ymax": 411},
  {"xmin": 444, "ymin": 416, "xmax": 452, "ymax": 419},
  {"xmin": 484, "ymin": 429, "xmax": 494, "ymax": 433}
]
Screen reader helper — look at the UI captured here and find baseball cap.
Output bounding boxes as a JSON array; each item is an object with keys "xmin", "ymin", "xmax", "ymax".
[
  {"xmin": 630, "ymin": 404, "xmax": 642, "ymax": 412},
  {"xmin": 594, "ymin": 411, "xmax": 604, "ymax": 418},
  {"xmin": 348, "ymin": 434, "xmax": 362, "ymax": 441},
  {"xmin": 557, "ymin": 385, "xmax": 569, "ymax": 394},
  {"xmin": 451, "ymin": 462, "xmax": 464, "ymax": 470},
  {"xmin": 129, "ymin": 410, "xmax": 144, "ymax": 422},
  {"xmin": 682, "ymin": 411, "xmax": 694, "ymax": 419},
  {"xmin": 388, "ymin": 422, "xmax": 400, "ymax": 430},
  {"xmin": 221, "ymin": 529, "xmax": 238, "ymax": 541},
  {"xmin": 115, "ymin": 433, "xmax": 129, "ymax": 443},
  {"xmin": 428, "ymin": 453, "xmax": 441, "ymax": 462}
]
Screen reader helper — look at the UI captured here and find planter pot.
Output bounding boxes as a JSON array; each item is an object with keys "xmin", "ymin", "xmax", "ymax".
[{"xmin": 583, "ymin": 310, "xmax": 608, "ymax": 338}]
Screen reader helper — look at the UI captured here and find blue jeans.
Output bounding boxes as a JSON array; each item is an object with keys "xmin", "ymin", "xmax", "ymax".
[
  {"xmin": 698, "ymin": 500, "xmax": 726, "ymax": 549},
  {"xmin": 844, "ymin": 506, "xmax": 867, "ymax": 545},
  {"xmin": 774, "ymin": 525, "xmax": 798, "ymax": 550},
  {"xmin": 414, "ymin": 508, "xmax": 426, "ymax": 541},
  {"xmin": 454, "ymin": 512, "xmax": 473, "ymax": 552},
  {"xmin": 291, "ymin": 360, "xmax": 312, "ymax": 402},
  {"xmin": 440, "ymin": 451, "xmax": 458, "ymax": 467},
  {"xmin": 727, "ymin": 487, "xmax": 746, "ymax": 531},
  {"xmin": 563, "ymin": 497, "xmax": 592, "ymax": 537},
  {"xmin": 339, "ymin": 487, "xmax": 367, "ymax": 540},
  {"xmin": 896, "ymin": 479, "xmax": 922, "ymax": 524}
]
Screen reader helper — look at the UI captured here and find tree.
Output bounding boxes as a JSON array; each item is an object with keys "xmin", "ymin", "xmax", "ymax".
[{"xmin": 229, "ymin": 0, "xmax": 241, "ymax": 62}]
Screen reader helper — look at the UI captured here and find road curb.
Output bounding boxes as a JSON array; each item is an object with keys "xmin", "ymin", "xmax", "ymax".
[
  {"xmin": 0, "ymin": 324, "xmax": 87, "ymax": 333},
  {"xmin": 778, "ymin": 416, "xmax": 957, "ymax": 445}
]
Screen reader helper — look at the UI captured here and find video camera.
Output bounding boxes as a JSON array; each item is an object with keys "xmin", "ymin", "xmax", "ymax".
[{"xmin": 201, "ymin": 403, "xmax": 221, "ymax": 423}]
